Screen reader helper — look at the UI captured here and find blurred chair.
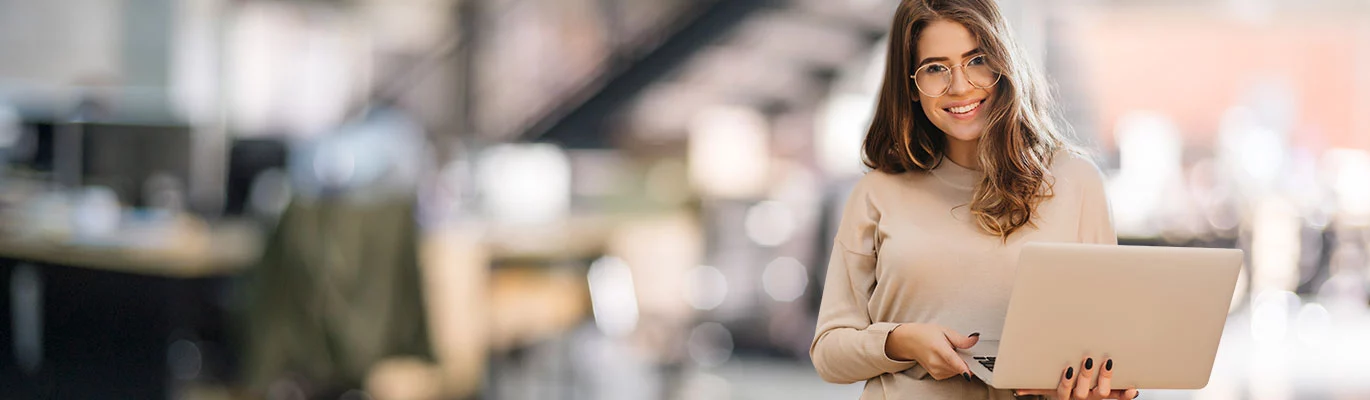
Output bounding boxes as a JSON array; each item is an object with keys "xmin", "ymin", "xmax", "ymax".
[
  {"xmin": 243, "ymin": 107, "xmax": 436, "ymax": 398},
  {"xmin": 244, "ymin": 195, "xmax": 433, "ymax": 396}
]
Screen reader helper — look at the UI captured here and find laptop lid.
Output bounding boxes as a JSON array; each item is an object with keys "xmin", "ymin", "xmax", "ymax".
[{"xmin": 989, "ymin": 242, "xmax": 1242, "ymax": 389}]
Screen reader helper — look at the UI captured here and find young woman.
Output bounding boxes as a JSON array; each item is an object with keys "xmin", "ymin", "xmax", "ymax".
[{"xmin": 810, "ymin": 1, "xmax": 1139, "ymax": 399}]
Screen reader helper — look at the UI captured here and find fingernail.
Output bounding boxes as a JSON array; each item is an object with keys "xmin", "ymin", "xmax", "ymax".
[
  {"xmin": 1085, "ymin": 358, "xmax": 1094, "ymax": 370},
  {"xmin": 1135, "ymin": 390, "xmax": 1141, "ymax": 398},
  {"xmin": 1065, "ymin": 367, "xmax": 1074, "ymax": 380},
  {"xmin": 1106, "ymin": 359, "xmax": 1113, "ymax": 371},
  {"xmin": 963, "ymin": 372, "xmax": 972, "ymax": 381},
  {"xmin": 968, "ymin": 332, "xmax": 980, "ymax": 338}
]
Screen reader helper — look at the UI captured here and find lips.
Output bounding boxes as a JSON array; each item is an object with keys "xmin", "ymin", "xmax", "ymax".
[
  {"xmin": 944, "ymin": 99, "xmax": 983, "ymax": 114},
  {"xmin": 942, "ymin": 98, "xmax": 985, "ymax": 120}
]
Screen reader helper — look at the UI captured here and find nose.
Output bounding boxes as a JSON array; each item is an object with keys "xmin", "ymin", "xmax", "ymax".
[{"xmin": 946, "ymin": 66, "xmax": 973, "ymax": 96}]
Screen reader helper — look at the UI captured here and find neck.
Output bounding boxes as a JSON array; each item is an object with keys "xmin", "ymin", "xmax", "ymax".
[{"xmin": 944, "ymin": 137, "xmax": 980, "ymax": 171}]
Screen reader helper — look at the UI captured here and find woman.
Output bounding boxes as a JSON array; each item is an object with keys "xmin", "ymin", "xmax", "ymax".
[{"xmin": 809, "ymin": 0, "xmax": 1139, "ymax": 399}]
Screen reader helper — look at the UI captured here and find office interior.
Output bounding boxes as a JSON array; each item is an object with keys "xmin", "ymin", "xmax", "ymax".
[{"xmin": 0, "ymin": 0, "xmax": 1368, "ymax": 399}]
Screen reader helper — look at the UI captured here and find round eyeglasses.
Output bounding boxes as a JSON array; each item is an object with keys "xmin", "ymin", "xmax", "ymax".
[{"xmin": 909, "ymin": 54, "xmax": 1001, "ymax": 97}]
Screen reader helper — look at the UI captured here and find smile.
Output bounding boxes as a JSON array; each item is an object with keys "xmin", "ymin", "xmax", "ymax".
[
  {"xmin": 943, "ymin": 99, "xmax": 985, "ymax": 120},
  {"xmin": 945, "ymin": 99, "xmax": 983, "ymax": 114}
]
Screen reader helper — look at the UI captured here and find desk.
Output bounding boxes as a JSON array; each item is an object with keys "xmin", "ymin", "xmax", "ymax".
[
  {"xmin": 0, "ymin": 219, "xmax": 262, "ymax": 398},
  {"xmin": 0, "ymin": 218, "xmax": 260, "ymax": 278},
  {"xmin": 0, "ymin": 210, "xmax": 608, "ymax": 398}
]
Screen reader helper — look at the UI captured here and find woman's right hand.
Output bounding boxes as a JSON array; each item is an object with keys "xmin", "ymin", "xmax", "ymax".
[
  {"xmin": 1013, "ymin": 356, "xmax": 1139, "ymax": 400},
  {"xmin": 884, "ymin": 323, "xmax": 981, "ymax": 381}
]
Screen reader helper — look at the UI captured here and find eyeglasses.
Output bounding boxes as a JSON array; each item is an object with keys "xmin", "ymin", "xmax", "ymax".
[{"xmin": 908, "ymin": 54, "xmax": 1001, "ymax": 97}]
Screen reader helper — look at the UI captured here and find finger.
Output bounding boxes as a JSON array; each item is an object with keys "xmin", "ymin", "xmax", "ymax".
[
  {"xmin": 1094, "ymin": 358, "xmax": 1113, "ymax": 398},
  {"xmin": 1074, "ymin": 356, "xmax": 1096, "ymax": 399},
  {"xmin": 928, "ymin": 357, "xmax": 959, "ymax": 381},
  {"xmin": 927, "ymin": 351, "xmax": 965, "ymax": 381},
  {"xmin": 942, "ymin": 328, "xmax": 982, "ymax": 349},
  {"xmin": 928, "ymin": 365, "xmax": 955, "ymax": 380},
  {"xmin": 1014, "ymin": 389, "xmax": 1055, "ymax": 396},
  {"xmin": 1119, "ymin": 388, "xmax": 1139, "ymax": 400},
  {"xmin": 1056, "ymin": 364, "xmax": 1076, "ymax": 400},
  {"xmin": 937, "ymin": 349, "xmax": 974, "ymax": 382}
]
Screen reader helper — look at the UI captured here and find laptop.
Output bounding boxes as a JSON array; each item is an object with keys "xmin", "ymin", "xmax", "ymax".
[{"xmin": 961, "ymin": 242, "xmax": 1243, "ymax": 389}]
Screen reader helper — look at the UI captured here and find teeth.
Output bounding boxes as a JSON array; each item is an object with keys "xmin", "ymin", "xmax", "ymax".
[{"xmin": 948, "ymin": 101, "xmax": 980, "ymax": 114}]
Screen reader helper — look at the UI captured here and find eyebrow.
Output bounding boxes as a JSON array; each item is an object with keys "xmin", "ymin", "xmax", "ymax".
[{"xmin": 917, "ymin": 48, "xmax": 983, "ymax": 68}]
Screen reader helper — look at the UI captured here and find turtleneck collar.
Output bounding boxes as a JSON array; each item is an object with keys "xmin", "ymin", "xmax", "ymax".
[{"xmin": 930, "ymin": 156, "xmax": 983, "ymax": 191}]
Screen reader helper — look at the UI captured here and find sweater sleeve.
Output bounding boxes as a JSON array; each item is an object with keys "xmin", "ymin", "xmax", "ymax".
[{"xmin": 810, "ymin": 174, "xmax": 918, "ymax": 384}]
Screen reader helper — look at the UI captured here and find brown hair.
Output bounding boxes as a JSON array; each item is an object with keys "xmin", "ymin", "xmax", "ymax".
[{"xmin": 862, "ymin": 0, "xmax": 1074, "ymax": 239}]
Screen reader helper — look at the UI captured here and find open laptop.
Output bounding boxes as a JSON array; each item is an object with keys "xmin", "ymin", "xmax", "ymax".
[{"xmin": 961, "ymin": 242, "xmax": 1243, "ymax": 389}]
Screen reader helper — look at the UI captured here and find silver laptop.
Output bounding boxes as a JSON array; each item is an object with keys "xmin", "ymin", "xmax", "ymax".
[{"xmin": 961, "ymin": 242, "xmax": 1243, "ymax": 389}]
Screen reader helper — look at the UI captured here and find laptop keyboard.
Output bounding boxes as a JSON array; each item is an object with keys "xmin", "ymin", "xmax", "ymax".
[{"xmin": 973, "ymin": 356, "xmax": 996, "ymax": 371}]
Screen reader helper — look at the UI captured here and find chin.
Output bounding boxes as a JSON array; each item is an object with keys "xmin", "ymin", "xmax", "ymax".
[
  {"xmin": 942, "ymin": 124, "xmax": 986, "ymax": 143},
  {"xmin": 943, "ymin": 127, "xmax": 984, "ymax": 142}
]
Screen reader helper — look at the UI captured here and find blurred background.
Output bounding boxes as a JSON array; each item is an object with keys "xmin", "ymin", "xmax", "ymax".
[{"xmin": 0, "ymin": 0, "xmax": 1368, "ymax": 399}]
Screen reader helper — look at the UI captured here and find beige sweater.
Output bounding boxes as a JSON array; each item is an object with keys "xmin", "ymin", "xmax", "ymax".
[{"xmin": 811, "ymin": 152, "xmax": 1117, "ymax": 400}]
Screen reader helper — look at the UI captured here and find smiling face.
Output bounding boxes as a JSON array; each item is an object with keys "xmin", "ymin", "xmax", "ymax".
[{"xmin": 913, "ymin": 19, "xmax": 997, "ymax": 144}]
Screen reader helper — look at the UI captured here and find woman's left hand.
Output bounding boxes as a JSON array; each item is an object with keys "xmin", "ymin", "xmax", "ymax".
[{"xmin": 1012, "ymin": 355, "xmax": 1139, "ymax": 399}]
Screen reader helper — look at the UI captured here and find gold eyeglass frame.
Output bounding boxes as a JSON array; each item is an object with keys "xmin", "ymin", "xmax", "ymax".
[{"xmin": 908, "ymin": 55, "xmax": 1002, "ymax": 98}]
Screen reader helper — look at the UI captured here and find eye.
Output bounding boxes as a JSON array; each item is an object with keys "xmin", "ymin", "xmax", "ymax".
[
  {"xmin": 967, "ymin": 55, "xmax": 988, "ymax": 66},
  {"xmin": 924, "ymin": 64, "xmax": 948, "ymax": 73}
]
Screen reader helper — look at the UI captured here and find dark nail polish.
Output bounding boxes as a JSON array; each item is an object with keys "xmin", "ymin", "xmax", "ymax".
[
  {"xmin": 1085, "ymin": 358, "xmax": 1094, "ymax": 370},
  {"xmin": 963, "ymin": 372, "xmax": 972, "ymax": 381},
  {"xmin": 1134, "ymin": 391, "xmax": 1140, "ymax": 398},
  {"xmin": 1065, "ymin": 367, "xmax": 1074, "ymax": 380},
  {"xmin": 969, "ymin": 332, "xmax": 981, "ymax": 338},
  {"xmin": 1106, "ymin": 359, "xmax": 1113, "ymax": 371}
]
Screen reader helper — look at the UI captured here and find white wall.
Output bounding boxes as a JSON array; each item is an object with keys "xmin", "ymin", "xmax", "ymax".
[{"xmin": 0, "ymin": 0, "xmax": 124, "ymax": 89}]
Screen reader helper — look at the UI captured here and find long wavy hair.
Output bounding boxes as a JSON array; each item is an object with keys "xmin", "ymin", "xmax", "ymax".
[{"xmin": 862, "ymin": 0, "xmax": 1074, "ymax": 239}]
